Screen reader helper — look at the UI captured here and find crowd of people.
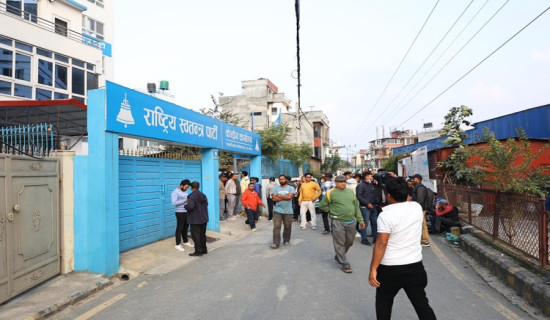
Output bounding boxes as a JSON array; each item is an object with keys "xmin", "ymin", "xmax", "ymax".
[{"xmin": 173, "ymin": 168, "xmax": 464, "ymax": 319}]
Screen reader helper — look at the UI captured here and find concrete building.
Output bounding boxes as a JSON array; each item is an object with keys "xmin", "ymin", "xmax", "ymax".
[
  {"xmin": 366, "ymin": 129, "xmax": 418, "ymax": 169},
  {"xmin": 0, "ymin": 0, "xmax": 114, "ymax": 104},
  {"xmin": 219, "ymin": 79, "xmax": 331, "ymax": 169}
]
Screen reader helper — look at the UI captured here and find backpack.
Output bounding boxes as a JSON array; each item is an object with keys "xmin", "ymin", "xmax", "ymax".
[{"xmin": 424, "ymin": 187, "xmax": 435, "ymax": 214}]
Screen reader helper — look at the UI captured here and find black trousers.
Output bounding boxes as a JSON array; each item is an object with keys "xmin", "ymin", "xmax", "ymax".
[
  {"xmin": 376, "ymin": 261, "xmax": 436, "ymax": 320},
  {"xmin": 267, "ymin": 198, "xmax": 274, "ymax": 220},
  {"xmin": 321, "ymin": 211, "xmax": 330, "ymax": 232},
  {"xmin": 175, "ymin": 212, "xmax": 189, "ymax": 245},
  {"xmin": 190, "ymin": 223, "xmax": 207, "ymax": 254}
]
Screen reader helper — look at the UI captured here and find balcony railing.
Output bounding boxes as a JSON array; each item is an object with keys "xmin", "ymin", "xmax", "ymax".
[{"xmin": 0, "ymin": 2, "xmax": 104, "ymax": 51}]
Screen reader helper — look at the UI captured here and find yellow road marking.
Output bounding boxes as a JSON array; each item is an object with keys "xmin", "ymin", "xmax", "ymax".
[
  {"xmin": 430, "ymin": 241, "xmax": 521, "ymax": 320},
  {"xmin": 74, "ymin": 293, "xmax": 126, "ymax": 320}
]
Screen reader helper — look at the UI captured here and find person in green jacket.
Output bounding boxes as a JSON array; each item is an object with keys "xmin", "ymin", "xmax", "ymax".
[{"xmin": 320, "ymin": 175, "xmax": 365, "ymax": 273}]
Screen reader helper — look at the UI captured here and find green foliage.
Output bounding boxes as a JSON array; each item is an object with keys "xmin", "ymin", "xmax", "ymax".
[
  {"xmin": 258, "ymin": 125, "xmax": 291, "ymax": 160},
  {"xmin": 382, "ymin": 153, "xmax": 398, "ymax": 173},
  {"xmin": 469, "ymin": 127, "xmax": 550, "ymax": 196},
  {"xmin": 283, "ymin": 142, "xmax": 313, "ymax": 165},
  {"xmin": 437, "ymin": 105, "xmax": 478, "ymax": 185},
  {"xmin": 321, "ymin": 154, "xmax": 346, "ymax": 173}
]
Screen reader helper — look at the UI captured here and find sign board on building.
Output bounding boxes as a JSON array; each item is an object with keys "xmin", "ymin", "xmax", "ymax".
[
  {"xmin": 104, "ymin": 81, "xmax": 261, "ymax": 156},
  {"xmin": 410, "ymin": 146, "xmax": 434, "ymax": 190}
]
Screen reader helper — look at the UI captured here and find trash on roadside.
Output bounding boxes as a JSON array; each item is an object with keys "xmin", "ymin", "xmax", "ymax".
[
  {"xmin": 446, "ymin": 233, "xmax": 460, "ymax": 242},
  {"xmin": 461, "ymin": 225, "xmax": 473, "ymax": 234}
]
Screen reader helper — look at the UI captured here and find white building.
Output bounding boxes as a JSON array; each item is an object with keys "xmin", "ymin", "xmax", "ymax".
[{"xmin": 0, "ymin": 0, "xmax": 114, "ymax": 104}]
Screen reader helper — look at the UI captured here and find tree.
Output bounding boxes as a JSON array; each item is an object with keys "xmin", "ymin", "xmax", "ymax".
[
  {"xmin": 258, "ymin": 125, "xmax": 290, "ymax": 160},
  {"xmin": 437, "ymin": 105, "xmax": 480, "ymax": 185},
  {"xmin": 468, "ymin": 127, "xmax": 550, "ymax": 196},
  {"xmin": 321, "ymin": 154, "xmax": 345, "ymax": 173},
  {"xmin": 382, "ymin": 153, "xmax": 407, "ymax": 173}
]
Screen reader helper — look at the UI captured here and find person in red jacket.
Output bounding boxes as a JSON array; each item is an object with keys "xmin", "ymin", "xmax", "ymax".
[
  {"xmin": 429, "ymin": 199, "xmax": 460, "ymax": 233},
  {"xmin": 241, "ymin": 183, "xmax": 266, "ymax": 231}
]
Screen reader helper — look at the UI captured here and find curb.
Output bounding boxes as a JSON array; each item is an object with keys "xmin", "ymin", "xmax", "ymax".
[
  {"xmin": 460, "ymin": 233, "xmax": 550, "ymax": 316},
  {"xmin": 26, "ymin": 277, "xmax": 112, "ymax": 320}
]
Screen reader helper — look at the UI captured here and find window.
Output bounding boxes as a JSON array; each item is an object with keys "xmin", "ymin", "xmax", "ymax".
[
  {"xmin": 88, "ymin": 0, "xmax": 104, "ymax": 8},
  {"xmin": 87, "ymin": 72, "xmax": 98, "ymax": 91},
  {"xmin": 36, "ymin": 88, "xmax": 51, "ymax": 100},
  {"xmin": 55, "ymin": 64, "xmax": 68, "ymax": 89},
  {"xmin": 82, "ymin": 16, "xmax": 105, "ymax": 40},
  {"xmin": 271, "ymin": 107, "xmax": 278, "ymax": 115},
  {"xmin": 55, "ymin": 54, "xmax": 69, "ymax": 63},
  {"xmin": 7, "ymin": 0, "xmax": 37, "ymax": 23},
  {"xmin": 0, "ymin": 49, "xmax": 13, "ymax": 77},
  {"xmin": 72, "ymin": 68, "xmax": 85, "ymax": 95},
  {"xmin": 38, "ymin": 59, "xmax": 53, "ymax": 86},
  {"xmin": 37, "ymin": 48, "xmax": 52, "ymax": 58},
  {"xmin": 54, "ymin": 18, "xmax": 68, "ymax": 37},
  {"xmin": 15, "ymin": 42, "xmax": 32, "ymax": 52},
  {"xmin": 86, "ymin": 63, "xmax": 95, "ymax": 71},
  {"xmin": 72, "ymin": 59, "xmax": 85, "ymax": 68},
  {"xmin": 14, "ymin": 83, "xmax": 31, "ymax": 98},
  {"xmin": 0, "ymin": 36, "xmax": 12, "ymax": 46},
  {"xmin": 0, "ymin": 80, "xmax": 11, "ymax": 95},
  {"xmin": 15, "ymin": 53, "xmax": 31, "ymax": 81},
  {"xmin": 54, "ymin": 92, "xmax": 68, "ymax": 99},
  {"xmin": 72, "ymin": 96, "xmax": 85, "ymax": 104}
]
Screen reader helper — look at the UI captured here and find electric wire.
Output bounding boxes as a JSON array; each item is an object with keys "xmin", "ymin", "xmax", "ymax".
[
  {"xmin": 354, "ymin": 0, "xmax": 510, "ymax": 144},
  {"xmin": 350, "ymin": 0, "xmax": 440, "ymax": 140},
  {"xmin": 356, "ymin": 0, "xmax": 475, "ymax": 139},
  {"xmin": 394, "ymin": 4, "xmax": 550, "ymax": 129}
]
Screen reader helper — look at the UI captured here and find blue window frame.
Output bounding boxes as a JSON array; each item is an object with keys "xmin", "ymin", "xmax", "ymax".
[
  {"xmin": 38, "ymin": 59, "xmax": 53, "ymax": 86},
  {"xmin": 55, "ymin": 64, "xmax": 68, "ymax": 89},
  {"xmin": 0, "ymin": 49, "xmax": 13, "ymax": 77},
  {"xmin": 36, "ymin": 88, "xmax": 52, "ymax": 100},
  {"xmin": 15, "ymin": 53, "xmax": 30, "ymax": 81},
  {"xmin": 0, "ymin": 80, "xmax": 11, "ymax": 95},
  {"xmin": 14, "ymin": 83, "xmax": 31, "ymax": 98}
]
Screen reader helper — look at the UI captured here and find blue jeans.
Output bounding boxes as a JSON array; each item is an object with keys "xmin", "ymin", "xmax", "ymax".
[{"xmin": 360, "ymin": 206, "xmax": 377, "ymax": 242}]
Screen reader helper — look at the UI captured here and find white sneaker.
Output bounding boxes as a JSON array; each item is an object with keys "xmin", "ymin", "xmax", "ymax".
[
  {"xmin": 183, "ymin": 242, "xmax": 194, "ymax": 248},
  {"xmin": 228, "ymin": 216, "xmax": 237, "ymax": 221},
  {"xmin": 311, "ymin": 226, "xmax": 317, "ymax": 230},
  {"xmin": 174, "ymin": 244, "xmax": 185, "ymax": 252},
  {"xmin": 251, "ymin": 228, "xmax": 257, "ymax": 232},
  {"xmin": 300, "ymin": 226, "xmax": 306, "ymax": 230}
]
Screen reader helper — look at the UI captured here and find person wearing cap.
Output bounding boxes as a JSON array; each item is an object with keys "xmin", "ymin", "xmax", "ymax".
[
  {"xmin": 410, "ymin": 174, "xmax": 431, "ymax": 247},
  {"xmin": 171, "ymin": 179, "xmax": 194, "ymax": 252},
  {"xmin": 430, "ymin": 199, "xmax": 460, "ymax": 233},
  {"xmin": 320, "ymin": 175, "xmax": 365, "ymax": 274}
]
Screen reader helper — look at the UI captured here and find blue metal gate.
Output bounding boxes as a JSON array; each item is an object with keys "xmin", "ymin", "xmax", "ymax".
[{"xmin": 118, "ymin": 156, "xmax": 201, "ymax": 252}]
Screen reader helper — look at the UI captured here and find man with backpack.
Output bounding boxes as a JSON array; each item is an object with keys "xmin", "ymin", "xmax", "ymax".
[{"xmin": 410, "ymin": 174, "xmax": 434, "ymax": 247}]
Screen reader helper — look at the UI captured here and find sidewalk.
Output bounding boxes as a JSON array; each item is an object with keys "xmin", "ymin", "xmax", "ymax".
[{"xmin": 0, "ymin": 214, "xmax": 269, "ymax": 320}]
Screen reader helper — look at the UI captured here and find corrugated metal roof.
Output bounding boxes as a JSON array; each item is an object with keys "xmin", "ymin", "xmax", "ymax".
[{"xmin": 393, "ymin": 104, "xmax": 550, "ymax": 155}]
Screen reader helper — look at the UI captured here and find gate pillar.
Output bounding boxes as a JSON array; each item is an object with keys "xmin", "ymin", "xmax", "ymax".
[
  {"xmin": 250, "ymin": 155, "xmax": 262, "ymax": 181},
  {"xmin": 201, "ymin": 148, "xmax": 219, "ymax": 232},
  {"xmin": 77, "ymin": 89, "xmax": 119, "ymax": 275}
]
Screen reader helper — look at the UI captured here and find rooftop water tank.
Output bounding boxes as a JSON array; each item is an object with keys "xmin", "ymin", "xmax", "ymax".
[{"xmin": 159, "ymin": 80, "xmax": 169, "ymax": 91}]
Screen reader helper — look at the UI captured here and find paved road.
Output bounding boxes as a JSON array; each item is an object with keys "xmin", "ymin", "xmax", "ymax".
[{"xmin": 56, "ymin": 221, "xmax": 536, "ymax": 320}]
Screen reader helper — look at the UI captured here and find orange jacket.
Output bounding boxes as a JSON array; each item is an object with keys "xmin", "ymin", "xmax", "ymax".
[{"xmin": 241, "ymin": 189, "xmax": 264, "ymax": 211}]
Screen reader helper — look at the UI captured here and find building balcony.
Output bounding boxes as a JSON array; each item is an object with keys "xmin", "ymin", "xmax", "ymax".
[{"xmin": 0, "ymin": 2, "xmax": 110, "ymax": 56}]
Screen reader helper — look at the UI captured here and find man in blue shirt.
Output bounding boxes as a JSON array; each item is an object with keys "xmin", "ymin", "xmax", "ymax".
[
  {"xmin": 270, "ymin": 175, "xmax": 295, "ymax": 249},
  {"xmin": 171, "ymin": 179, "xmax": 194, "ymax": 252}
]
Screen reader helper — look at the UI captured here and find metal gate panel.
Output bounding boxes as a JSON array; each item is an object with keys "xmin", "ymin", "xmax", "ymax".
[
  {"xmin": 0, "ymin": 155, "xmax": 59, "ymax": 304},
  {"xmin": 119, "ymin": 156, "xmax": 201, "ymax": 252},
  {"xmin": 0, "ymin": 157, "xmax": 7, "ymax": 303}
]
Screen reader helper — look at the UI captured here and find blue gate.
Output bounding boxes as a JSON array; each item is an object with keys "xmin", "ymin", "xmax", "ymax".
[{"xmin": 118, "ymin": 156, "xmax": 201, "ymax": 252}]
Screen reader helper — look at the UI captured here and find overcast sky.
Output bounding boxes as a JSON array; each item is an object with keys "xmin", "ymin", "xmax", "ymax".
[{"xmin": 113, "ymin": 0, "xmax": 550, "ymax": 155}]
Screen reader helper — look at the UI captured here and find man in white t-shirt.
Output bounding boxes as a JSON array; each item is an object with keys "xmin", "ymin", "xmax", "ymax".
[{"xmin": 368, "ymin": 177, "xmax": 436, "ymax": 320}]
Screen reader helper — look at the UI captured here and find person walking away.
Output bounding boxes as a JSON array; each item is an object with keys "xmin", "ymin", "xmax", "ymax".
[
  {"xmin": 265, "ymin": 177, "xmax": 278, "ymax": 221},
  {"xmin": 270, "ymin": 175, "xmax": 295, "ymax": 248},
  {"xmin": 184, "ymin": 181, "xmax": 209, "ymax": 257},
  {"xmin": 410, "ymin": 174, "xmax": 432, "ymax": 247},
  {"xmin": 225, "ymin": 173, "xmax": 239, "ymax": 221},
  {"xmin": 368, "ymin": 177, "xmax": 436, "ymax": 320},
  {"xmin": 238, "ymin": 171, "xmax": 250, "ymax": 216},
  {"xmin": 320, "ymin": 173, "xmax": 335, "ymax": 234},
  {"xmin": 320, "ymin": 175, "xmax": 365, "ymax": 274},
  {"xmin": 298, "ymin": 172, "xmax": 322, "ymax": 230},
  {"xmin": 219, "ymin": 173, "xmax": 227, "ymax": 221},
  {"xmin": 356, "ymin": 172, "xmax": 378, "ymax": 245},
  {"xmin": 241, "ymin": 183, "xmax": 266, "ymax": 231},
  {"xmin": 171, "ymin": 179, "xmax": 194, "ymax": 252}
]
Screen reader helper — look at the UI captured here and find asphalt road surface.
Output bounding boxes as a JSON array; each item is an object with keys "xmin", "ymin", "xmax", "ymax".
[{"xmin": 55, "ymin": 221, "xmax": 539, "ymax": 320}]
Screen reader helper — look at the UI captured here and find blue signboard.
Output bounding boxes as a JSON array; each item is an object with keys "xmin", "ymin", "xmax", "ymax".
[{"xmin": 103, "ymin": 81, "xmax": 261, "ymax": 156}]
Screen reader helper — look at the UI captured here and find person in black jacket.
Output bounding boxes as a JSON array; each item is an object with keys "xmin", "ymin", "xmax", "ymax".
[
  {"xmin": 184, "ymin": 181, "xmax": 209, "ymax": 257},
  {"xmin": 356, "ymin": 172, "xmax": 378, "ymax": 245},
  {"xmin": 410, "ymin": 174, "xmax": 430, "ymax": 247}
]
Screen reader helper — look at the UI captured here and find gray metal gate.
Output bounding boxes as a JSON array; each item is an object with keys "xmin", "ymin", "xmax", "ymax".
[{"xmin": 0, "ymin": 155, "xmax": 59, "ymax": 304}]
